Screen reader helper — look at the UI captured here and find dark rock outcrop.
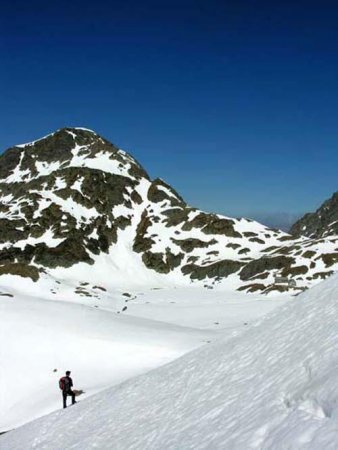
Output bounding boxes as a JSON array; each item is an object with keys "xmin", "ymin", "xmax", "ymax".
[{"xmin": 290, "ymin": 192, "xmax": 338, "ymax": 238}]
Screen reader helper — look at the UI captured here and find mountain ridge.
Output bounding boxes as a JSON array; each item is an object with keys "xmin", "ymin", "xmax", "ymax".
[
  {"xmin": 290, "ymin": 191, "xmax": 338, "ymax": 238},
  {"xmin": 0, "ymin": 127, "xmax": 337, "ymax": 294}
]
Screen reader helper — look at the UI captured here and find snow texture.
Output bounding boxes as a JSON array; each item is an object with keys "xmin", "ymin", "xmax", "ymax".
[
  {"xmin": 1, "ymin": 274, "xmax": 338, "ymax": 449},
  {"xmin": 0, "ymin": 273, "xmax": 287, "ymax": 433}
]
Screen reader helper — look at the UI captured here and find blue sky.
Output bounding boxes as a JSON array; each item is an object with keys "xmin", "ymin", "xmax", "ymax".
[{"xmin": 1, "ymin": 0, "xmax": 337, "ymax": 223}]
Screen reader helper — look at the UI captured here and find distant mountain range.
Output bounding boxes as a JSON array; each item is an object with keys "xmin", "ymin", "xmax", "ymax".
[
  {"xmin": 0, "ymin": 128, "xmax": 337, "ymax": 294},
  {"xmin": 248, "ymin": 212, "xmax": 303, "ymax": 232}
]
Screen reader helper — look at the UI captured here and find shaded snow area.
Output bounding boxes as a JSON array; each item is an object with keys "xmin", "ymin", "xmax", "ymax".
[{"xmin": 2, "ymin": 275, "xmax": 338, "ymax": 449}]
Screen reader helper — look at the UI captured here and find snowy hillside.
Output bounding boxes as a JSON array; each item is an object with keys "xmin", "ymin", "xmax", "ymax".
[
  {"xmin": 1, "ymin": 128, "xmax": 337, "ymax": 447},
  {"xmin": 0, "ymin": 127, "xmax": 337, "ymax": 294},
  {"xmin": 0, "ymin": 278, "xmax": 212, "ymax": 432},
  {"xmin": 2, "ymin": 273, "xmax": 338, "ymax": 449},
  {"xmin": 0, "ymin": 273, "xmax": 288, "ymax": 432}
]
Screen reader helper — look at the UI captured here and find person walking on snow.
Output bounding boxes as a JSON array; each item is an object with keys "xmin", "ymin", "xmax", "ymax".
[{"xmin": 59, "ymin": 370, "xmax": 76, "ymax": 408}]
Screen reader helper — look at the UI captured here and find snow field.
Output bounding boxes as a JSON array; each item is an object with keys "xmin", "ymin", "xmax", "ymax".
[
  {"xmin": 0, "ymin": 271, "xmax": 289, "ymax": 434},
  {"xmin": 1, "ymin": 274, "xmax": 338, "ymax": 449},
  {"xmin": 0, "ymin": 287, "xmax": 214, "ymax": 432}
]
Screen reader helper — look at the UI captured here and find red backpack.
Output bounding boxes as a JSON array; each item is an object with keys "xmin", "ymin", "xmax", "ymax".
[{"xmin": 59, "ymin": 377, "xmax": 66, "ymax": 390}]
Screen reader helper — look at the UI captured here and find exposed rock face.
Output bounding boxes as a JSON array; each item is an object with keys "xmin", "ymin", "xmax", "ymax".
[
  {"xmin": 290, "ymin": 192, "xmax": 338, "ymax": 238},
  {"xmin": 0, "ymin": 263, "xmax": 40, "ymax": 282},
  {"xmin": 239, "ymin": 256, "xmax": 295, "ymax": 281},
  {"xmin": 0, "ymin": 127, "xmax": 337, "ymax": 293},
  {"xmin": 182, "ymin": 260, "xmax": 244, "ymax": 280},
  {"xmin": 0, "ymin": 128, "xmax": 148, "ymax": 272}
]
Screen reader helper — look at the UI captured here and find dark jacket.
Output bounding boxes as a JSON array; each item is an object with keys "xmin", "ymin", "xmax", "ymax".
[{"xmin": 62, "ymin": 376, "xmax": 73, "ymax": 392}]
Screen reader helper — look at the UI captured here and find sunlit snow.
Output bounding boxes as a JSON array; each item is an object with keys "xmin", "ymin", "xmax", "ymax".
[{"xmin": 1, "ymin": 275, "xmax": 338, "ymax": 449}]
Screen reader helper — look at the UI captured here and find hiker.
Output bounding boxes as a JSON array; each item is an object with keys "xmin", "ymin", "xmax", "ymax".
[{"xmin": 59, "ymin": 370, "xmax": 76, "ymax": 408}]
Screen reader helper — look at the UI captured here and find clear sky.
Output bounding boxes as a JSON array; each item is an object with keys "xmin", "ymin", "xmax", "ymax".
[{"xmin": 1, "ymin": 0, "xmax": 337, "ymax": 223}]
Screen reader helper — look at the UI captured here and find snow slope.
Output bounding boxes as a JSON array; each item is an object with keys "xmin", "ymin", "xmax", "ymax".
[
  {"xmin": 0, "ymin": 285, "xmax": 214, "ymax": 432},
  {"xmin": 0, "ymin": 273, "xmax": 288, "ymax": 433},
  {"xmin": 2, "ymin": 274, "xmax": 338, "ymax": 449}
]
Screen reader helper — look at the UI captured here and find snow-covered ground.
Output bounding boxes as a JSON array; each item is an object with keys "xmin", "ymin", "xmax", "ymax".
[
  {"xmin": 1, "ymin": 273, "xmax": 338, "ymax": 449},
  {"xmin": 0, "ymin": 275, "xmax": 289, "ymax": 434},
  {"xmin": 119, "ymin": 286, "xmax": 288, "ymax": 330},
  {"xmin": 0, "ymin": 288, "xmax": 211, "ymax": 432}
]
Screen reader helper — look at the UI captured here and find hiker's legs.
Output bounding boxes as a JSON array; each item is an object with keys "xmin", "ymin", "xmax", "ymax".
[
  {"xmin": 63, "ymin": 391, "xmax": 67, "ymax": 409},
  {"xmin": 62, "ymin": 391, "xmax": 76, "ymax": 408}
]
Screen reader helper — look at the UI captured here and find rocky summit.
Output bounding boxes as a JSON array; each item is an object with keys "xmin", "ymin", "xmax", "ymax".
[
  {"xmin": 0, "ymin": 127, "xmax": 337, "ymax": 294},
  {"xmin": 290, "ymin": 191, "xmax": 338, "ymax": 239}
]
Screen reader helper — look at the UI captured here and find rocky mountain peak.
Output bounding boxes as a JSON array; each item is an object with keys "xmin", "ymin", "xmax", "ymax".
[
  {"xmin": 290, "ymin": 191, "xmax": 338, "ymax": 238},
  {"xmin": 0, "ymin": 127, "xmax": 149, "ymax": 183},
  {"xmin": 0, "ymin": 129, "xmax": 337, "ymax": 294},
  {"xmin": 17, "ymin": 127, "xmax": 100, "ymax": 150}
]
